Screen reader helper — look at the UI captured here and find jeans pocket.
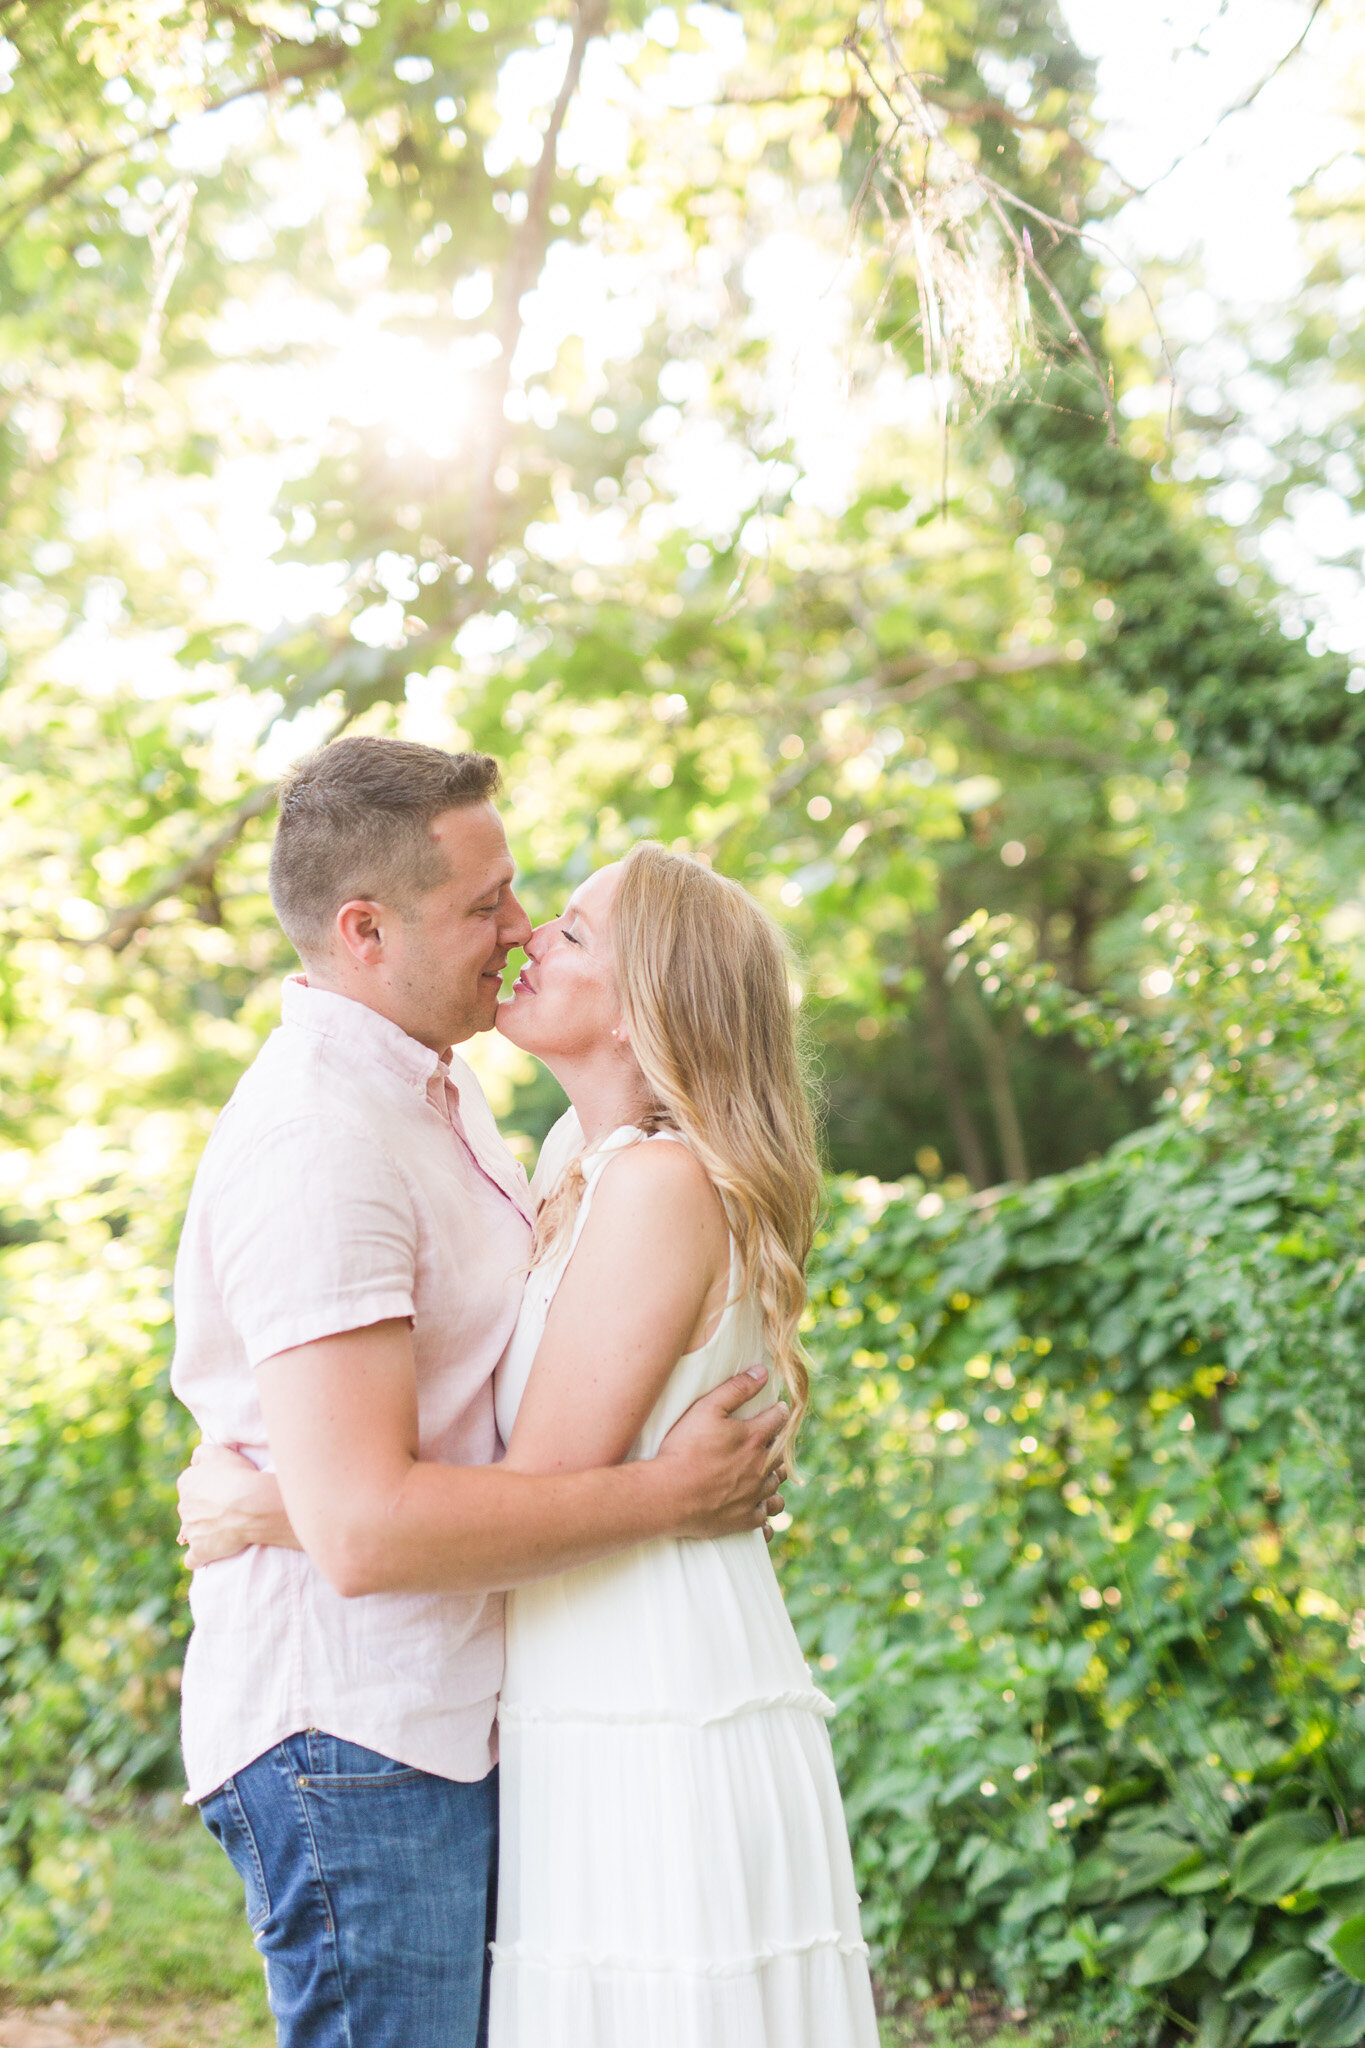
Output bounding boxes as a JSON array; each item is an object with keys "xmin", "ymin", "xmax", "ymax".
[
  {"xmin": 298, "ymin": 1731, "xmax": 424, "ymax": 1785},
  {"xmin": 201, "ymin": 1780, "xmax": 271, "ymax": 1934}
]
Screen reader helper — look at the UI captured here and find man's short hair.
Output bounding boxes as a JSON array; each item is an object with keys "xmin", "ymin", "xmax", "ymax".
[{"xmin": 269, "ymin": 735, "xmax": 502, "ymax": 957}]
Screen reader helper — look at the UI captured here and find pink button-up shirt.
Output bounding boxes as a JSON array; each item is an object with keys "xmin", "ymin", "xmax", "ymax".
[{"xmin": 171, "ymin": 977, "xmax": 534, "ymax": 1803}]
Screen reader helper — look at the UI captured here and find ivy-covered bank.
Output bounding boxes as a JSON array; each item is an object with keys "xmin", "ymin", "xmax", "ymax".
[{"xmin": 790, "ymin": 1133, "xmax": 1365, "ymax": 2043}]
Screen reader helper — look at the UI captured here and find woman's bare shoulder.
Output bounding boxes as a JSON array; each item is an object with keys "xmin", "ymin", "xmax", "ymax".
[{"xmin": 592, "ymin": 1134, "xmax": 727, "ymax": 1237}]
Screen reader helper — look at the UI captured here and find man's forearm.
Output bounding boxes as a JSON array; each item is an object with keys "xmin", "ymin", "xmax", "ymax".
[
  {"xmin": 320, "ymin": 1456, "xmax": 684, "ymax": 1598},
  {"xmin": 250, "ymin": 1328, "xmax": 778, "ymax": 1595}
]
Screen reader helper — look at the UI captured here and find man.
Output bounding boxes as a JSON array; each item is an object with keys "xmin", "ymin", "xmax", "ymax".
[{"xmin": 170, "ymin": 736, "xmax": 785, "ymax": 2048}]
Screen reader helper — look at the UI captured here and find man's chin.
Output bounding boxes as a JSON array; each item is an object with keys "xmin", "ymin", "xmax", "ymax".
[{"xmin": 444, "ymin": 983, "xmax": 503, "ymax": 1045}]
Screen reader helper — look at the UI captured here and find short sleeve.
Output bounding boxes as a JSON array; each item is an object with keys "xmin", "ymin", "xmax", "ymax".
[{"xmin": 212, "ymin": 1116, "xmax": 417, "ymax": 1368}]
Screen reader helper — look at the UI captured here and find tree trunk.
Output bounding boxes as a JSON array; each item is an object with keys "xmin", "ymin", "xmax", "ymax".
[
  {"xmin": 914, "ymin": 923, "xmax": 991, "ymax": 1191},
  {"xmin": 957, "ymin": 975, "xmax": 1030, "ymax": 1184}
]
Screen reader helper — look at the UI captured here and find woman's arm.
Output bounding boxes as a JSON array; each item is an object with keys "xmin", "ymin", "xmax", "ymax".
[
  {"xmin": 178, "ymin": 1445, "xmax": 299, "ymax": 1566},
  {"xmin": 175, "ymin": 1145, "xmax": 771, "ymax": 1583},
  {"xmin": 503, "ymin": 1140, "xmax": 733, "ymax": 1476}
]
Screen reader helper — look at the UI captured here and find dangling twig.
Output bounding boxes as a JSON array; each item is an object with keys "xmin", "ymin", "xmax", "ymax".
[
  {"xmin": 125, "ymin": 178, "xmax": 196, "ymax": 403},
  {"xmin": 833, "ymin": 0, "xmax": 1178, "ymax": 452}
]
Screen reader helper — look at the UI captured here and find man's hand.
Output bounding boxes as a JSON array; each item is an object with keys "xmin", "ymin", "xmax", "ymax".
[
  {"xmin": 655, "ymin": 1365, "xmax": 788, "ymax": 1539},
  {"xmin": 177, "ymin": 1444, "xmax": 298, "ymax": 1569}
]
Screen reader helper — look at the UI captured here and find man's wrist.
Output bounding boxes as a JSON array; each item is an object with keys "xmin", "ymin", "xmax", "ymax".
[
  {"xmin": 634, "ymin": 1452, "xmax": 691, "ymax": 1539},
  {"xmin": 242, "ymin": 1470, "xmax": 281, "ymax": 1544}
]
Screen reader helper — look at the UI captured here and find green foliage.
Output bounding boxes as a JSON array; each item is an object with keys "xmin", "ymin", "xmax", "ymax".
[
  {"xmin": 0, "ymin": 1135, "xmax": 199, "ymax": 1969},
  {"xmin": 0, "ymin": 1808, "xmax": 272, "ymax": 2037},
  {"xmin": 783, "ymin": 924, "xmax": 1365, "ymax": 2039}
]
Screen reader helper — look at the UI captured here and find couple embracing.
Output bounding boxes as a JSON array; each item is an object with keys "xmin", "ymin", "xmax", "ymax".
[{"xmin": 171, "ymin": 734, "xmax": 879, "ymax": 2048}]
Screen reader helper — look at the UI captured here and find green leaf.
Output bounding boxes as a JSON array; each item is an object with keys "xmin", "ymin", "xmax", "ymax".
[
  {"xmin": 1000, "ymin": 1873, "xmax": 1072, "ymax": 1926},
  {"xmin": 1167, "ymin": 1853, "xmax": 1232, "ymax": 1896},
  {"xmin": 1071, "ymin": 1852, "xmax": 1123, "ymax": 1907},
  {"xmin": 1329, "ymin": 1917, "xmax": 1365, "ymax": 1984},
  {"xmin": 1296, "ymin": 1981, "xmax": 1365, "ymax": 2048},
  {"xmin": 887, "ymin": 1831, "xmax": 939, "ymax": 1890},
  {"xmin": 1208, "ymin": 1904, "xmax": 1258, "ymax": 1980},
  {"xmin": 968, "ymin": 1841, "xmax": 1022, "ymax": 1897},
  {"xmin": 1249, "ymin": 1999, "xmax": 1307, "ymax": 2046},
  {"xmin": 1113, "ymin": 1831, "xmax": 1202, "ymax": 1902},
  {"xmin": 1253, "ymin": 1950, "xmax": 1325, "ymax": 2001},
  {"xmin": 1196, "ymin": 1991, "xmax": 1237, "ymax": 2048},
  {"xmin": 1234, "ymin": 1818, "xmax": 1335, "ymax": 1904},
  {"xmin": 1128, "ymin": 1904, "xmax": 1209, "ymax": 1987},
  {"xmin": 1314, "ymin": 1847, "xmax": 1365, "ymax": 1892}
]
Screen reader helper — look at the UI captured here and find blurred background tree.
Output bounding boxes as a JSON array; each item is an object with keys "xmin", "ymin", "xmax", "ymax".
[
  {"xmin": 4, "ymin": 0, "xmax": 1360, "ymax": 1194},
  {"xmin": 3, "ymin": 0, "xmax": 1365, "ymax": 2029}
]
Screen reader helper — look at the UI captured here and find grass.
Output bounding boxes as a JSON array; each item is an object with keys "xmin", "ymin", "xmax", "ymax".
[
  {"xmin": 878, "ymin": 1999, "xmax": 1135, "ymax": 2048},
  {"xmin": 0, "ymin": 1812, "xmax": 1136, "ymax": 2048},
  {"xmin": 0, "ymin": 1803, "xmax": 272, "ymax": 2045}
]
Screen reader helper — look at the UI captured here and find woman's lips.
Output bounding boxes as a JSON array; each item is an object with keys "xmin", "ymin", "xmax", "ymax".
[{"xmin": 513, "ymin": 970, "xmax": 534, "ymax": 994}]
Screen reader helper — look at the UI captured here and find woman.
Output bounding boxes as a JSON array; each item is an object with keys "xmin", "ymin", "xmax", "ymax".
[{"xmin": 183, "ymin": 844, "xmax": 878, "ymax": 2048}]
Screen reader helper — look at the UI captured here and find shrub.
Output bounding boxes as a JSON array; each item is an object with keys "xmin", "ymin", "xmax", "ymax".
[{"xmin": 790, "ymin": 1115, "xmax": 1365, "ymax": 2043}]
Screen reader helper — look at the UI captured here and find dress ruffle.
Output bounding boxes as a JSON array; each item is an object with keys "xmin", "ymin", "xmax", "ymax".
[
  {"xmin": 489, "ymin": 1941, "xmax": 877, "ymax": 2048},
  {"xmin": 497, "ymin": 1685, "xmax": 836, "ymax": 1728},
  {"xmin": 491, "ymin": 1693, "xmax": 879, "ymax": 2046},
  {"xmin": 491, "ymin": 1931, "xmax": 869, "ymax": 1976}
]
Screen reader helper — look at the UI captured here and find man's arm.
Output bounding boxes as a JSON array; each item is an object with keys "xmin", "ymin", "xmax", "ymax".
[{"xmin": 213, "ymin": 1318, "xmax": 782, "ymax": 1596}]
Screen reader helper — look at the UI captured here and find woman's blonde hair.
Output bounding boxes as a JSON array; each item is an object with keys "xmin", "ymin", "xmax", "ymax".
[{"xmin": 534, "ymin": 843, "xmax": 823, "ymax": 1438}]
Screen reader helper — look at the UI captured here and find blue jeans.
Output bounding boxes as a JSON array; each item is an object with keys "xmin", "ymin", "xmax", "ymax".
[{"xmin": 200, "ymin": 1731, "xmax": 497, "ymax": 2048}]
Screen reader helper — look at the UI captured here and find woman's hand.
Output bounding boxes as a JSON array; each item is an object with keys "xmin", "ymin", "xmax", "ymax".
[{"xmin": 177, "ymin": 1444, "xmax": 299, "ymax": 1568}]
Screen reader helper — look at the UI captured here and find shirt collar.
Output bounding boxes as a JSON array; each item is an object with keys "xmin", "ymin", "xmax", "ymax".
[{"xmin": 280, "ymin": 975, "xmax": 447, "ymax": 1094}]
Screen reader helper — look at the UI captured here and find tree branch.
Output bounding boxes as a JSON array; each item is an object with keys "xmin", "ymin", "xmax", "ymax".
[
  {"xmin": 94, "ymin": 0, "xmax": 607, "ymax": 958},
  {"xmin": 1129, "ymin": 0, "xmax": 1328, "ymax": 200},
  {"xmin": 91, "ymin": 4, "xmax": 592, "ymax": 954},
  {"xmin": 0, "ymin": 38, "xmax": 350, "ymax": 251},
  {"xmin": 463, "ymin": 0, "xmax": 608, "ymax": 583},
  {"xmin": 101, "ymin": 783, "xmax": 280, "ymax": 952},
  {"xmin": 714, "ymin": 81, "xmax": 1102, "ymax": 170},
  {"xmin": 799, "ymin": 643, "xmax": 1079, "ymax": 716},
  {"xmin": 949, "ymin": 698, "xmax": 1125, "ymax": 773},
  {"xmin": 763, "ymin": 646, "xmax": 1083, "ymax": 803}
]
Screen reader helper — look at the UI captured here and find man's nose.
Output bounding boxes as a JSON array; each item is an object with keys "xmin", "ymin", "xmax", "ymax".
[{"xmin": 502, "ymin": 892, "xmax": 534, "ymax": 952}]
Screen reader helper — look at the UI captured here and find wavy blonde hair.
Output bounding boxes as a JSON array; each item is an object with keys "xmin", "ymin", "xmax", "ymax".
[{"xmin": 534, "ymin": 843, "xmax": 822, "ymax": 1438}]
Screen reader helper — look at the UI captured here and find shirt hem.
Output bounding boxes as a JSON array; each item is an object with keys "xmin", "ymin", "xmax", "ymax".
[{"xmin": 181, "ymin": 1696, "xmax": 501, "ymax": 1806}]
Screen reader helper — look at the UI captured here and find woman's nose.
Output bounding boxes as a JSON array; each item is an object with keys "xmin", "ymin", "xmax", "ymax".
[{"xmin": 524, "ymin": 921, "xmax": 552, "ymax": 960}]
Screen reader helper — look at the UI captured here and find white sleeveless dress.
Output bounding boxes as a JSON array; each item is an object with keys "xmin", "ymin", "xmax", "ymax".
[{"xmin": 488, "ymin": 1124, "xmax": 880, "ymax": 2048}]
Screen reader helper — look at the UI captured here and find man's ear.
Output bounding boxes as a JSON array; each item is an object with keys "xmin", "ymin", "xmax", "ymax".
[{"xmin": 335, "ymin": 899, "xmax": 386, "ymax": 965}]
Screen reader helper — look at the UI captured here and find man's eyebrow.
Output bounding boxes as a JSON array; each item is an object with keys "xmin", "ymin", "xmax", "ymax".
[{"xmin": 472, "ymin": 866, "xmax": 516, "ymax": 901}]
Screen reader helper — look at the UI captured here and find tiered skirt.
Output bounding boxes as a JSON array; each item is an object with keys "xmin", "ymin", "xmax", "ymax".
[{"xmin": 487, "ymin": 1534, "xmax": 880, "ymax": 2048}]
